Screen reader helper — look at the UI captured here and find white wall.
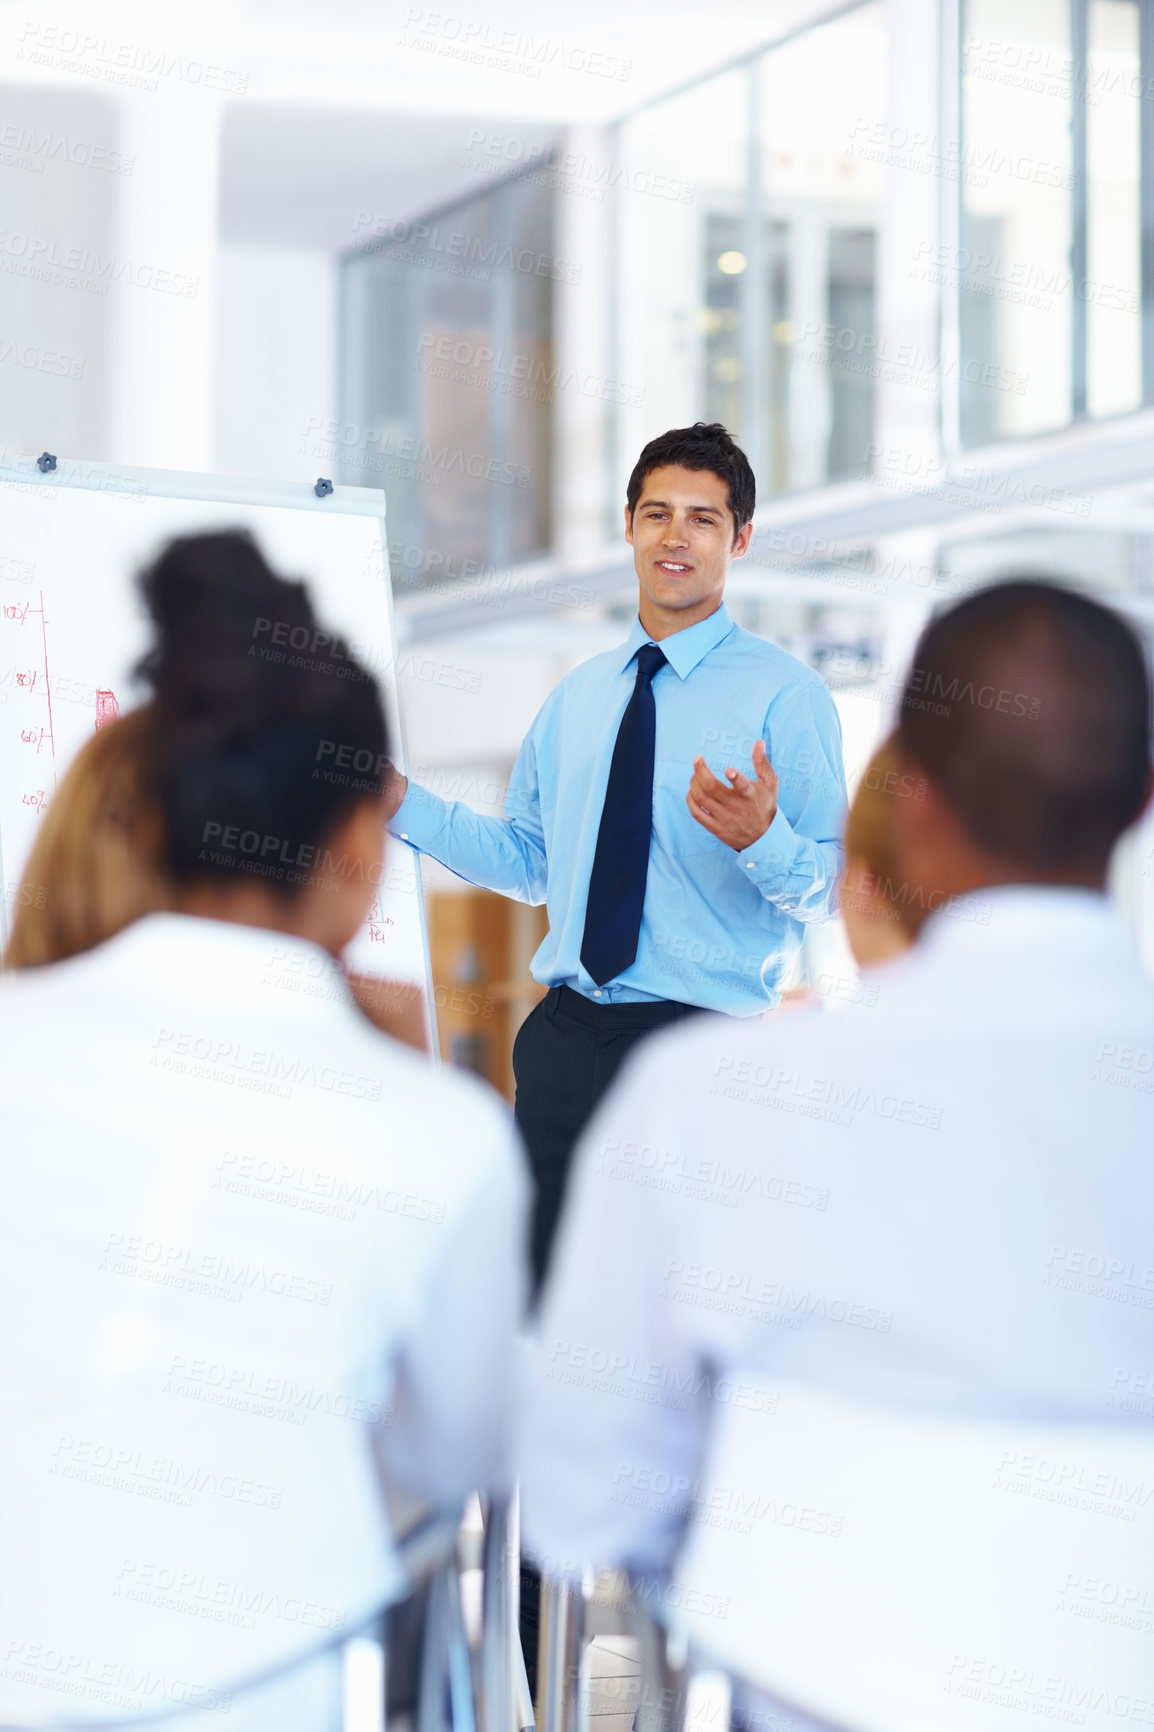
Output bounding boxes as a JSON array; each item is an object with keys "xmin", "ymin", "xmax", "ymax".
[
  {"xmin": 212, "ymin": 244, "xmax": 337, "ymax": 482},
  {"xmin": 0, "ymin": 84, "xmax": 120, "ymax": 464}
]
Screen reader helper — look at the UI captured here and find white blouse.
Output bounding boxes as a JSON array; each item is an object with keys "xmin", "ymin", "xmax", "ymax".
[{"xmin": 0, "ymin": 913, "xmax": 527, "ymax": 1729}]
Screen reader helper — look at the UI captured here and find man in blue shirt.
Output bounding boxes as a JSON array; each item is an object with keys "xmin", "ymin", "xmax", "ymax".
[{"xmin": 385, "ymin": 422, "xmax": 846, "ymax": 1283}]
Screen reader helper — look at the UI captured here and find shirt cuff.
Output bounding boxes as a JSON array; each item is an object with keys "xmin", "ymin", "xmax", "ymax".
[
  {"xmin": 735, "ymin": 806, "xmax": 806, "ymax": 892},
  {"xmin": 389, "ymin": 781, "xmax": 446, "ymax": 850}
]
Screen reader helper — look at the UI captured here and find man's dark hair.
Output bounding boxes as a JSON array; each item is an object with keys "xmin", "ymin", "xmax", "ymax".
[
  {"xmin": 136, "ymin": 530, "xmax": 388, "ymax": 898},
  {"xmin": 626, "ymin": 422, "xmax": 756, "ymax": 540},
  {"xmin": 899, "ymin": 578, "xmax": 1151, "ymax": 873}
]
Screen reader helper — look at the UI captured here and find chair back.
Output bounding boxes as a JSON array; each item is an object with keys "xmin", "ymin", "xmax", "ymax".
[{"xmin": 670, "ymin": 1376, "xmax": 1154, "ymax": 1732}]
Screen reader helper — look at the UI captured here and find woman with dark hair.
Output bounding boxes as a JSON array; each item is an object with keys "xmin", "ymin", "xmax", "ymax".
[
  {"xmin": 2, "ymin": 673, "xmax": 428, "ymax": 1047},
  {"xmin": 0, "ymin": 531, "xmax": 527, "ymax": 1732}
]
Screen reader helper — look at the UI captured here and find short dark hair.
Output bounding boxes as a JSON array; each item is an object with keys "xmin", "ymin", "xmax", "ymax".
[
  {"xmin": 136, "ymin": 530, "xmax": 389, "ymax": 898},
  {"xmin": 899, "ymin": 578, "xmax": 1151, "ymax": 873},
  {"xmin": 626, "ymin": 422, "xmax": 756, "ymax": 539}
]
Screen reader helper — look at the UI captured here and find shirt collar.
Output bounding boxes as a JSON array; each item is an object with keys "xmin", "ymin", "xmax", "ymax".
[
  {"xmin": 91, "ymin": 911, "xmax": 353, "ymax": 1009},
  {"xmin": 618, "ymin": 603, "xmax": 735, "ymax": 681},
  {"xmin": 916, "ymin": 884, "xmax": 1130, "ymax": 965}
]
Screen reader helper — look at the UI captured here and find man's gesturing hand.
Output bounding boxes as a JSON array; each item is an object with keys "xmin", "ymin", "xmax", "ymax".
[{"xmin": 687, "ymin": 738, "xmax": 778, "ymax": 851}]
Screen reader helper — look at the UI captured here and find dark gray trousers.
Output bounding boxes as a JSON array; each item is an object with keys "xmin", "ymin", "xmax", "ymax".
[
  {"xmin": 513, "ymin": 983, "xmax": 706, "ymax": 1693},
  {"xmin": 512, "ymin": 983, "xmax": 705, "ymax": 1295}
]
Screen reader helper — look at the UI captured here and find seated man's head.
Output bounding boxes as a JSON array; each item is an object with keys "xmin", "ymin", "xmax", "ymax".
[
  {"xmin": 625, "ymin": 422, "xmax": 755, "ymax": 636},
  {"xmin": 894, "ymin": 579, "xmax": 1152, "ymax": 899},
  {"xmin": 137, "ymin": 529, "xmax": 390, "ymax": 955}
]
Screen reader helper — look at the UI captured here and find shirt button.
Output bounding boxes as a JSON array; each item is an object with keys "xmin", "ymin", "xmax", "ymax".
[
  {"xmin": 593, "ymin": 990, "xmax": 603, "ymax": 998},
  {"xmin": 746, "ymin": 862, "xmax": 755, "ymax": 869},
  {"xmin": 400, "ymin": 832, "xmax": 409, "ymax": 840}
]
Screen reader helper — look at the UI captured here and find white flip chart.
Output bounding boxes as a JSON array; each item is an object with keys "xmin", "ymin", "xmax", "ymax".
[{"xmin": 0, "ymin": 453, "xmax": 434, "ymax": 1037}]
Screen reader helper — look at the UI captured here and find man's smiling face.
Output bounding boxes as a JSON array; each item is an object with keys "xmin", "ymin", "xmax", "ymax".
[{"xmin": 625, "ymin": 464, "xmax": 752, "ymax": 639}]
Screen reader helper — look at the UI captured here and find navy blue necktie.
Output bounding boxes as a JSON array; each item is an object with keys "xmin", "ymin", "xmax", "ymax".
[{"xmin": 580, "ymin": 642, "xmax": 667, "ymax": 987}]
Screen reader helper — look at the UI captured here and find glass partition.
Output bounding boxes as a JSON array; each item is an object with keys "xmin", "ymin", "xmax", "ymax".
[
  {"xmin": 758, "ymin": 2, "xmax": 887, "ymax": 493},
  {"xmin": 960, "ymin": 0, "xmax": 1074, "ymax": 443},
  {"xmin": 1086, "ymin": 0, "xmax": 1140, "ymax": 419},
  {"xmin": 614, "ymin": 69, "xmax": 750, "ymax": 501},
  {"xmin": 613, "ymin": 3, "xmax": 887, "ymax": 510},
  {"xmin": 340, "ymin": 170, "xmax": 554, "ymax": 588}
]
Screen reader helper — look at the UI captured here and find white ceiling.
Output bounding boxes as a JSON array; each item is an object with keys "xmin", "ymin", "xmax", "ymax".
[
  {"xmin": 218, "ymin": 107, "xmax": 563, "ymax": 248},
  {"xmin": 4, "ymin": 0, "xmax": 855, "ymax": 247},
  {"xmin": 227, "ymin": 0, "xmax": 841, "ymax": 118}
]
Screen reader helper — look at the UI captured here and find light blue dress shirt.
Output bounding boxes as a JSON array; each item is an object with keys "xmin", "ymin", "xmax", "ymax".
[{"xmin": 391, "ymin": 603, "xmax": 847, "ymax": 1015}]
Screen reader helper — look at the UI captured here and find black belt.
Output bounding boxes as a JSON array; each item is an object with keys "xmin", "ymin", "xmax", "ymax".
[{"xmin": 545, "ymin": 982, "xmax": 703, "ymax": 1032}]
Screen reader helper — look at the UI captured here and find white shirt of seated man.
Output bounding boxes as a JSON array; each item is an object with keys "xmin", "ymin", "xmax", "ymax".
[{"xmin": 519, "ymin": 677, "xmax": 1154, "ymax": 1727}]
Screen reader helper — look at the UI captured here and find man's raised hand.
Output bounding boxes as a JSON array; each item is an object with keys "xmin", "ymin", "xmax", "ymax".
[{"xmin": 686, "ymin": 737, "xmax": 778, "ymax": 851}]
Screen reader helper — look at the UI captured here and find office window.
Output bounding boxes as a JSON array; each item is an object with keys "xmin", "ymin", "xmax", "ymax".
[
  {"xmin": 613, "ymin": 4, "xmax": 887, "ymax": 513},
  {"xmin": 340, "ymin": 170, "xmax": 553, "ymax": 588},
  {"xmin": 1086, "ymin": 0, "xmax": 1140, "ymax": 419},
  {"xmin": 757, "ymin": 2, "xmax": 887, "ymax": 493},
  {"xmin": 960, "ymin": 0, "xmax": 1074, "ymax": 443},
  {"xmin": 614, "ymin": 69, "xmax": 749, "ymax": 500}
]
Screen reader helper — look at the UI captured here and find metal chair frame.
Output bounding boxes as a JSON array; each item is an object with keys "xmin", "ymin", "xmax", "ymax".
[{"xmin": 0, "ymin": 1509, "xmax": 482, "ymax": 1732}]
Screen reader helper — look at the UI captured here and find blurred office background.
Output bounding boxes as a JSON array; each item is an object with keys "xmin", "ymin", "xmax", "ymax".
[{"xmin": 4, "ymin": 0, "xmax": 1154, "ymax": 1090}]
